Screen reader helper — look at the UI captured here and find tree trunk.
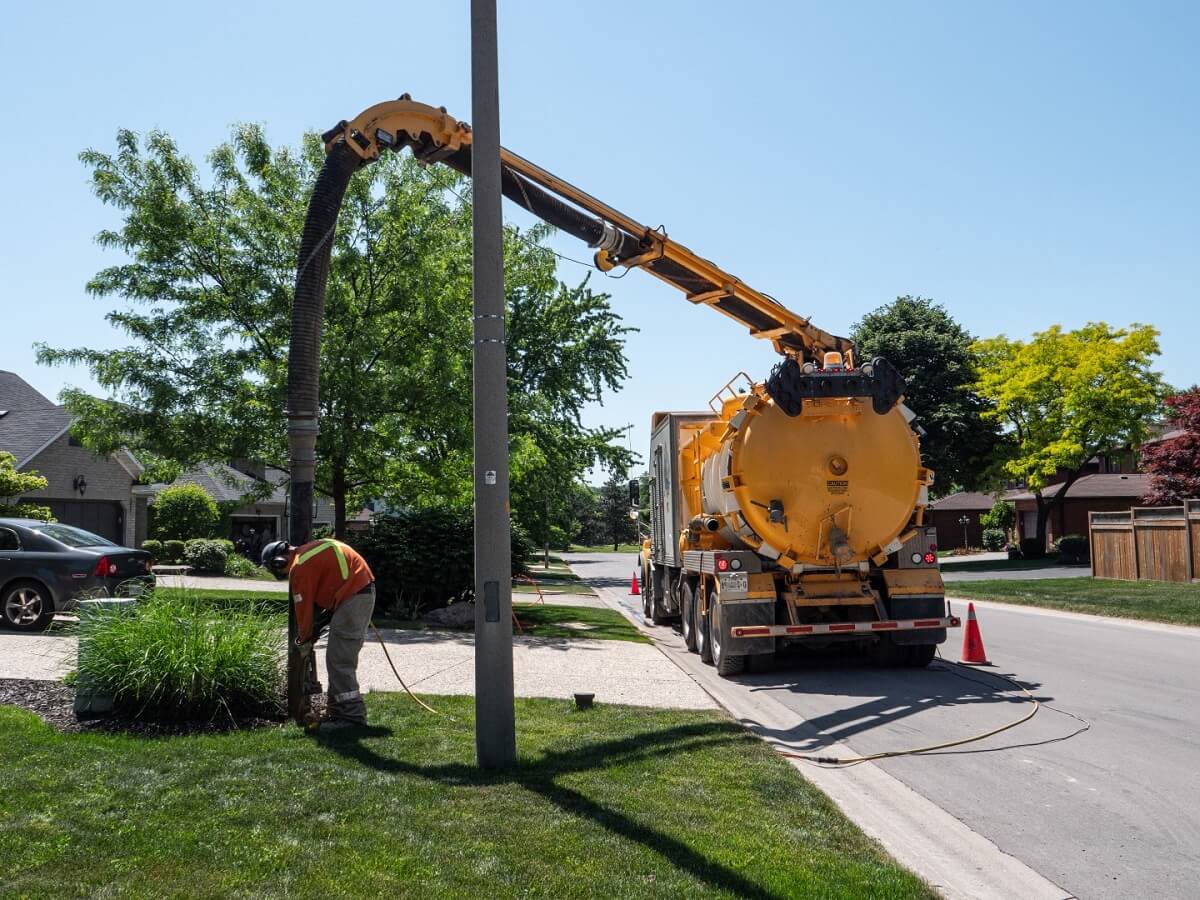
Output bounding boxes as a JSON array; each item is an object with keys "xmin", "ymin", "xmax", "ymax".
[{"xmin": 332, "ymin": 462, "xmax": 347, "ymax": 541}]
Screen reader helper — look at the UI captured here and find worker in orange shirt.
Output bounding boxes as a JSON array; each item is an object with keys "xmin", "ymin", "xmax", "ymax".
[{"xmin": 262, "ymin": 538, "xmax": 376, "ymax": 727}]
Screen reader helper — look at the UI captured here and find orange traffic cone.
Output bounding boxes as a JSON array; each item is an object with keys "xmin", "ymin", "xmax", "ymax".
[
  {"xmin": 630, "ymin": 570, "xmax": 641, "ymax": 595},
  {"xmin": 959, "ymin": 602, "xmax": 990, "ymax": 665}
]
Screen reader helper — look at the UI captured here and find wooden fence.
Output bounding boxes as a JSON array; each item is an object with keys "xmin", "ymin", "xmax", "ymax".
[{"xmin": 1089, "ymin": 500, "xmax": 1200, "ymax": 582}]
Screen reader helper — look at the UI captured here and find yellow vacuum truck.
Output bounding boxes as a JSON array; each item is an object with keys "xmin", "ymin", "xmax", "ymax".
[{"xmin": 289, "ymin": 95, "xmax": 959, "ymax": 685}]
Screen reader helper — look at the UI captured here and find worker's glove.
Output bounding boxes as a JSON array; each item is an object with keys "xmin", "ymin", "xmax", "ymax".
[{"xmin": 295, "ymin": 640, "xmax": 314, "ymax": 659}]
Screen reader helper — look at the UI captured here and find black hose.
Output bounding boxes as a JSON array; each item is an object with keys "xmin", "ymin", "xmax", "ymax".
[
  {"xmin": 445, "ymin": 147, "xmax": 643, "ymax": 259},
  {"xmin": 286, "ymin": 140, "xmax": 362, "ymax": 547}
]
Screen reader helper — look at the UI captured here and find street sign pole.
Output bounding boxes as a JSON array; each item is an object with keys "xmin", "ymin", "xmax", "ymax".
[{"xmin": 470, "ymin": 0, "xmax": 516, "ymax": 769}]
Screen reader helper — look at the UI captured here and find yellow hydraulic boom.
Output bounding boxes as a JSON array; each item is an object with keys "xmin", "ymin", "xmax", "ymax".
[{"xmin": 321, "ymin": 95, "xmax": 852, "ymax": 360}]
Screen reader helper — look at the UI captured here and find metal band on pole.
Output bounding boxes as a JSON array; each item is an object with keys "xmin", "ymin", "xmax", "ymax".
[{"xmin": 471, "ymin": 0, "xmax": 517, "ymax": 769}]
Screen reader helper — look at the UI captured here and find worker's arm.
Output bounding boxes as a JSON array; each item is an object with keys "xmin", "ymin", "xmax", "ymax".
[
  {"xmin": 318, "ymin": 96, "xmax": 853, "ymax": 361},
  {"xmin": 290, "ymin": 570, "xmax": 317, "ymax": 646}
]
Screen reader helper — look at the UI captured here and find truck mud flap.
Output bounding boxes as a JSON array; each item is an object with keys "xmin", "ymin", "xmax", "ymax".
[
  {"xmin": 887, "ymin": 595, "xmax": 948, "ymax": 645},
  {"xmin": 719, "ymin": 599, "xmax": 777, "ymax": 656}
]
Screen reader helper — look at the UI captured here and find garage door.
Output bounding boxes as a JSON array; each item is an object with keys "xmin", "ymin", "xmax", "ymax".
[{"xmin": 42, "ymin": 500, "xmax": 124, "ymax": 545}]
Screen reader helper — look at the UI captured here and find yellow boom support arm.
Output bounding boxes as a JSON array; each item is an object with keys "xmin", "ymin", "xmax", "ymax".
[{"xmin": 322, "ymin": 95, "xmax": 852, "ymax": 360}]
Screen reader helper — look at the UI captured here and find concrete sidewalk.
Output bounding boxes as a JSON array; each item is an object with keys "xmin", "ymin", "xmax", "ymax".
[{"xmin": 0, "ymin": 623, "xmax": 715, "ymax": 711}]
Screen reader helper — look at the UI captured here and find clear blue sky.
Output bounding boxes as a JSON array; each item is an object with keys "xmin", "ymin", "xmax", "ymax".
[{"xmin": 2, "ymin": 2, "xmax": 1197, "ymax": 473}]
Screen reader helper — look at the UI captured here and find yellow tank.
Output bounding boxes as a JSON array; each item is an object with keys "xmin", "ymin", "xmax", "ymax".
[{"xmin": 687, "ymin": 386, "xmax": 930, "ymax": 569}]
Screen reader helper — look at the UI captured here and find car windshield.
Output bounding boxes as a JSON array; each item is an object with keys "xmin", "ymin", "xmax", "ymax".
[{"xmin": 36, "ymin": 523, "xmax": 117, "ymax": 548}]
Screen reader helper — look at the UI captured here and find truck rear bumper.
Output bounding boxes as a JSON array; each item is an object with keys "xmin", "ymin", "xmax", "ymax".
[{"xmin": 730, "ymin": 616, "xmax": 960, "ymax": 639}]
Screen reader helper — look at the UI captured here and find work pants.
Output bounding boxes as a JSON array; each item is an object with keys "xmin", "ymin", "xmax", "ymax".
[{"xmin": 326, "ymin": 584, "xmax": 376, "ymax": 723}]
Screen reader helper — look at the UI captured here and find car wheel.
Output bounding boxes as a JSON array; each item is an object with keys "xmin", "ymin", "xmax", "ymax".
[
  {"xmin": 2, "ymin": 581, "xmax": 54, "ymax": 632},
  {"xmin": 680, "ymin": 580, "xmax": 697, "ymax": 652},
  {"xmin": 710, "ymin": 598, "xmax": 746, "ymax": 677}
]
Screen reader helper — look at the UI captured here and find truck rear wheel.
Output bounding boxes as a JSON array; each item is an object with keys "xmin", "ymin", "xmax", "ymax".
[
  {"xmin": 903, "ymin": 643, "xmax": 936, "ymax": 668},
  {"xmin": 680, "ymin": 580, "xmax": 698, "ymax": 652},
  {"xmin": 710, "ymin": 597, "xmax": 746, "ymax": 677}
]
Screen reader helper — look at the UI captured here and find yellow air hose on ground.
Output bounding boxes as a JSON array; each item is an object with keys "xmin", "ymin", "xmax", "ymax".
[{"xmin": 775, "ymin": 654, "xmax": 1089, "ymax": 767}]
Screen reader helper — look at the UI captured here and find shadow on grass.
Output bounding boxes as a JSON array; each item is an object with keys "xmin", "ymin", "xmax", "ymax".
[{"xmin": 314, "ymin": 720, "xmax": 781, "ymax": 899}]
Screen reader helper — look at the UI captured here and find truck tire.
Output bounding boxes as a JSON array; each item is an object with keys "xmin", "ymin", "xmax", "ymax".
[
  {"xmin": 647, "ymin": 564, "xmax": 673, "ymax": 626},
  {"xmin": 640, "ymin": 560, "xmax": 653, "ymax": 620},
  {"xmin": 710, "ymin": 597, "xmax": 746, "ymax": 677},
  {"xmin": 869, "ymin": 635, "xmax": 907, "ymax": 667},
  {"xmin": 680, "ymin": 580, "xmax": 698, "ymax": 652},
  {"xmin": 696, "ymin": 592, "xmax": 712, "ymax": 664},
  {"xmin": 903, "ymin": 643, "xmax": 937, "ymax": 668}
]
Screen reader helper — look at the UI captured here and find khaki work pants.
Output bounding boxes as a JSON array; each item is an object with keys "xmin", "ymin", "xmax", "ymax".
[{"xmin": 326, "ymin": 584, "xmax": 376, "ymax": 723}]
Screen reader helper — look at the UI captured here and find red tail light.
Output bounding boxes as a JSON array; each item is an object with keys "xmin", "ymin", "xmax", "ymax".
[
  {"xmin": 93, "ymin": 556, "xmax": 117, "ymax": 577},
  {"xmin": 716, "ymin": 557, "xmax": 729, "ymax": 571},
  {"xmin": 923, "ymin": 552, "xmax": 937, "ymax": 565}
]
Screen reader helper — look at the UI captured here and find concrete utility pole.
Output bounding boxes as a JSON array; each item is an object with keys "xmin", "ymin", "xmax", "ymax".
[{"xmin": 470, "ymin": 0, "xmax": 517, "ymax": 769}]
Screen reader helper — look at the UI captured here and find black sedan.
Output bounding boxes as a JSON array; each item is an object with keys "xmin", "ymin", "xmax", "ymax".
[{"xmin": 0, "ymin": 518, "xmax": 154, "ymax": 631}]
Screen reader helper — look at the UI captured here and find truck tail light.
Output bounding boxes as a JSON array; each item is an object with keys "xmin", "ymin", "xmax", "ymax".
[
  {"xmin": 716, "ymin": 557, "xmax": 729, "ymax": 572},
  {"xmin": 923, "ymin": 551, "xmax": 937, "ymax": 565}
]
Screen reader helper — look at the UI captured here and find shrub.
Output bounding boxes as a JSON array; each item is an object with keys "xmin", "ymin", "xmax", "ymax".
[
  {"xmin": 184, "ymin": 538, "xmax": 229, "ymax": 574},
  {"xmin": 979, "ymin": 500, "xmax": 1016, "ymax": 534},
  {"xmin": 75, "ymin": 592, "xmax": 284, "ymax": 722},
  {"xmin": 152, "ymin": 484, "xmax": 219, "ymax": 541},
  {"xmin": 354, "ymin": 507, "xmax": 531, "ymax": 618},
  {"xmin": 163, "ymin": 540, "xmax": 186, "ymax": 564},
  {"xmin": 224, "ymin": 553, "xmax": 263, "ymax": 578},
  {"xmin": 981, "ymin": 528, "xmax": 1007, "ymax": 552},
  {"xmin": 1054, "ymin": 534, "xmax": 1090, "ymax": 565},
  {"xmin": 1020, "ymin": 537, "xmax": 1045, "ymax": 560},
  {"xmin": 141, "ymin": 539, "xmax": 164, "ymax": 560}
]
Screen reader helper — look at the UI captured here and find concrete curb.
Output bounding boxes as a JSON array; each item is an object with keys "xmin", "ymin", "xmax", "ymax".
[{"xmin": 584, "ymin": 575, "xmax": 1072, "ymax": 900}]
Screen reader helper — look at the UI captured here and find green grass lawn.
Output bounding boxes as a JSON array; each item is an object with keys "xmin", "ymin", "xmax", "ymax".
[
  {"xmin": 940, "ymin": 557, "xmax": 1080, "ymax": 574},
  {"xmin": 946, "ymin": 577, "xmax": 1200, "ymax": 626},
  {"xmin": 379, "ymin": 603, "xmax": 647, "ymax": 644},
  {"xmin": 569, "ymin": 543, "xmax": 644, "ymax": 555},
  {"xmin": 0, "ymin": 695, "xmax": 931, "ymax": 899},
  {"xmin": 510, "ymin": 603, "xmax": 648, "ymax": 643}
]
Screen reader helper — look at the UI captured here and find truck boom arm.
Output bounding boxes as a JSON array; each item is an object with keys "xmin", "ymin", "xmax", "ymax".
[{"xmin": 322, "ymin": 95, "xmax": 852, "ymax": 359}]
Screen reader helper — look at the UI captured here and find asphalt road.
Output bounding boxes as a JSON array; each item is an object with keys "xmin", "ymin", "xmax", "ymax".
[{"xmin": 564, "ymin": 552, "xmax": 1200, "ymax": 900}]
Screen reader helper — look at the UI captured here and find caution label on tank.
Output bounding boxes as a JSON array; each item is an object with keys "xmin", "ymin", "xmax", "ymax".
[{"xmin": 826, "ymin": 479, "xmax": 849, "ymax": 494}]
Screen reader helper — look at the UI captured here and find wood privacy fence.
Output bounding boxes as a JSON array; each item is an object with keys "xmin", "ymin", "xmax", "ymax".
[{"xmin": 1089, "ymin": 501, "xmax": 1200, "ymax": 582}]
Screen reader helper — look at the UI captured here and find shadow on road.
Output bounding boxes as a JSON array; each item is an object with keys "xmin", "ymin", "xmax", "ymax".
[{"xmin": 731, "ymin": 650, "xmax": 1051, "ymax": 752}]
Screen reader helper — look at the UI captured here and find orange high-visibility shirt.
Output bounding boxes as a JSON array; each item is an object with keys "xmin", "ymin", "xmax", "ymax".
[{"xmin": 289, "ymin": 539, "xmax": 374, "ymax": 644}]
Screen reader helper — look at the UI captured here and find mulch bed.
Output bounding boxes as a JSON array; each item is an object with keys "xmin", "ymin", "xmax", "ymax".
[{"xmin": 0, "ymin": 678, "xmax": 291, "ymax": 736}]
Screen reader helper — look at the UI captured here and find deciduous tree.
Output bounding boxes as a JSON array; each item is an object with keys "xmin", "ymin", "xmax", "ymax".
[
  {"xmin": 973, "ymin": 323, "xmax": 1165, "ymax": 550},
  {"xmin": 1141, "ymin": 387, "xmax": 1200, "ymax": 504},
  {"xmin": 851, "ymin": 296, "xmax": 1000, "ymax": 493},
  {"xmin": 38, "ymin": 128, "xmax": 632, "ymax": 537},
  {"xmin": 0, "ymin": 452, "xmax": 52, "ymax": 521}
]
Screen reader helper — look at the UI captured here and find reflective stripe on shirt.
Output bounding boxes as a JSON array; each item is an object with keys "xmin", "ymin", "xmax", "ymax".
[{"xmin": 295, "ymin": 539, "xmax": 349, "ymax": 579}]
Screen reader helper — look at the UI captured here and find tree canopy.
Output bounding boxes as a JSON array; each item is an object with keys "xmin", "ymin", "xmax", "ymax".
[
  {"xmin": 1141, "ymin": 387, "xmax": 1200, "ymax": 505},
  {"xmin": 0, "ymin": 452, "xmax": 52, "ymax": 521},
  {"xmin": 973, "ymin": 322, "xmax": 1165, "ymax": 547},
  {"xmin": 851, "ymin": 296, "xmax": 999, "ymax": 494},
  {"xmin": 38, "ymin": 127, "xmax": 633, "ymax": 537}
]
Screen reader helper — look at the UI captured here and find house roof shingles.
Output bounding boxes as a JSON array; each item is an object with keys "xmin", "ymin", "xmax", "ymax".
[
  {"xmin": 0, "ymin": 371, "xmax": 72, "ymax": 467},
  {"xmin": 928, "ymin": 491, "xmax": 1000, "ymax": 511},
  {"xmin": 151, "ymin": 463, "xmax": 289, "ymax": 505},
  {"xmin": 1007, "ymin": 473, "xmax": 1151, "ymax": 502}
]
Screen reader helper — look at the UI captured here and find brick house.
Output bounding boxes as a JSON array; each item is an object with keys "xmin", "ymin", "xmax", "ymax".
[
  {"xmin": 1, "ymin": 371, "xmax": 145, "ymax": 545},
  {"xmin": 1009, "ymin": 473, "xmax": 1152, "ymax": 547},
  {"xmin": 926, "ymin": 491, "xmax": 1003, "ymax": 550},
  {"xmin": 3, "ymin": 371, "xmax": 362, "ymax": 550},
  {"xmin": 141, "ymin": 461, "xmax": 348, "ymax": 557}
]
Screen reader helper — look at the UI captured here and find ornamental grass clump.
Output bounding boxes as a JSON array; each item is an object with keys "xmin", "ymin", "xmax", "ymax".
[{"xmin": 76, "ymin": 591, "xmax": 285, "ymax": 722}]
